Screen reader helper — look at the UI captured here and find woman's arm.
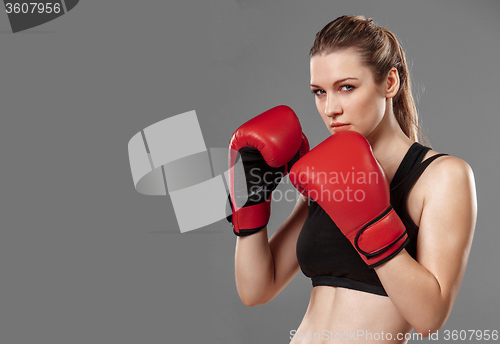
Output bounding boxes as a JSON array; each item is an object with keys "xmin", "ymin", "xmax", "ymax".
[
  {"xmin": 375, "ymin": 156, "xmax": 477, "ymax": 335},
  {"xmin": 235, "ymin": 194, "xmax": 309, "ymax": 306}
]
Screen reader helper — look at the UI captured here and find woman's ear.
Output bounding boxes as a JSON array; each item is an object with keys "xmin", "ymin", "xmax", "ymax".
[{"xmin": 385, "ymin": 67, "xmax": 400, "ymax": 99}]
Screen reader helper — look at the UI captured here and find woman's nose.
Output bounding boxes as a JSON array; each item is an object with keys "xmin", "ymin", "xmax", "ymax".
[{"xmin": 325, "ymin": 96, "xmax": 342, "ymax": 118}]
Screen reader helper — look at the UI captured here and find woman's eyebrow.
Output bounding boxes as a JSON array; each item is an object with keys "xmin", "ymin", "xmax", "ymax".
[{"xmin": 310, "ymin": 77, "xmax": 359, "ymax": 88}]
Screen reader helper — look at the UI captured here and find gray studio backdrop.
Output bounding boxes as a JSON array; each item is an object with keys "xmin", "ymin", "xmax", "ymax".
[{"xmin": 1, "ymin": 0, "xmax": 499, "ymax": 343}]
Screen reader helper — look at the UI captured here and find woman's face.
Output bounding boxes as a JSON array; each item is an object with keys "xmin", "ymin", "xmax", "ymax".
[{"xmin": 310, "ymin": 49, "xmax": 387, "ymax": 138}]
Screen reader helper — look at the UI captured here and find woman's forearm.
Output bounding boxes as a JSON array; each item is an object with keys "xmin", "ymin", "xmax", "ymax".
[
  {"xmin": 234, "ymin": 227, "xmax": 276, "ymax": 306},
  {"xmin": 375, "ymin": 250, "xmax": 453, "ymax": 336}
]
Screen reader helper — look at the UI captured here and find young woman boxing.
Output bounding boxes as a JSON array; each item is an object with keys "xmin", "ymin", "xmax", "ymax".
[{"xmin": 228, "ymin": 15, "xmax": 476, "ymax": 343}]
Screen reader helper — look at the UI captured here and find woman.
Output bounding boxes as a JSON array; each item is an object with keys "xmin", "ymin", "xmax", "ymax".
[{"xmin": 230, "ymin": 15, "xmax": 476, "ymax": 343}]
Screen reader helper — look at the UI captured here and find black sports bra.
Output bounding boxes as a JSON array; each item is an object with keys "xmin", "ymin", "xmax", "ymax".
[{"xmin": 295, "ymin": 142, "xmax": 448, "ymax": 296}]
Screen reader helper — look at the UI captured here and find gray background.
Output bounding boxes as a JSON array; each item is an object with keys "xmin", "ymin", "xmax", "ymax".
[{"xmin": 1, "ymin": 0, "xmax": 499, "ymax": 343}]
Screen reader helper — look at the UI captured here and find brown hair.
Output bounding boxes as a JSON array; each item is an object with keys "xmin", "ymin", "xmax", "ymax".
[{"xmin": 310, "ymin": 15, "xmax": 425, "ymax": 143}]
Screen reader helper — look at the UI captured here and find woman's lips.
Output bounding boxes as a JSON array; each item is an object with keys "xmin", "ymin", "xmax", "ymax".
[{"xmin": 331, "ymin": 123, "xmax": 352, "ymax": 132}]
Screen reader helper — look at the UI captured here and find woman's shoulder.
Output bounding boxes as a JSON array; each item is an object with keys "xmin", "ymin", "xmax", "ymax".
[
  {"xmin": 423, "ymin": 149, "xmax": 473, "ymax": 176},
  {"xmin": 419, "ymin": 149, "xmax": 475, "ymax": 199}
]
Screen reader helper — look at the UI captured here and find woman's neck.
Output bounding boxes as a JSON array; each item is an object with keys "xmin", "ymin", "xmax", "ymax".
[{"xmin": 366, "ymin": 107, "xmax": 414, "ymax": 182}]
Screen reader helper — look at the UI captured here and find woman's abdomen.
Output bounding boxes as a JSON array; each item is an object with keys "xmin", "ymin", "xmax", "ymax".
[{"xmin": 290, "ymin": 286, "xmax": 414, "ymax": 343}]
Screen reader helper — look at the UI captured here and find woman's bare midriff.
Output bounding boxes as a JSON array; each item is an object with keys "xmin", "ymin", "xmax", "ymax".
[{"xmin": 290, "ymin": 286, "xmax": 414, "ymax": 343}]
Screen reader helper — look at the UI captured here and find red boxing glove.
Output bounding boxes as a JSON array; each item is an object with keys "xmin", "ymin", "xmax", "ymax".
[
  {"xmin": 228, "ymin": 105, "xmax": 309, "ymax": 236},
  {"xmin": 289, "ymin": 131, "xmax": 408, "ymax": 268}
]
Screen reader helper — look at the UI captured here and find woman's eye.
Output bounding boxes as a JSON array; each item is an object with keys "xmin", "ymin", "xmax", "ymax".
[
  {"xmin": 340, "ymin": 85, "xmax": 355, "ymax": 92},
  {"xmin": 311, "ymin": 89, "xmax": 324, "ymax": 96}
]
